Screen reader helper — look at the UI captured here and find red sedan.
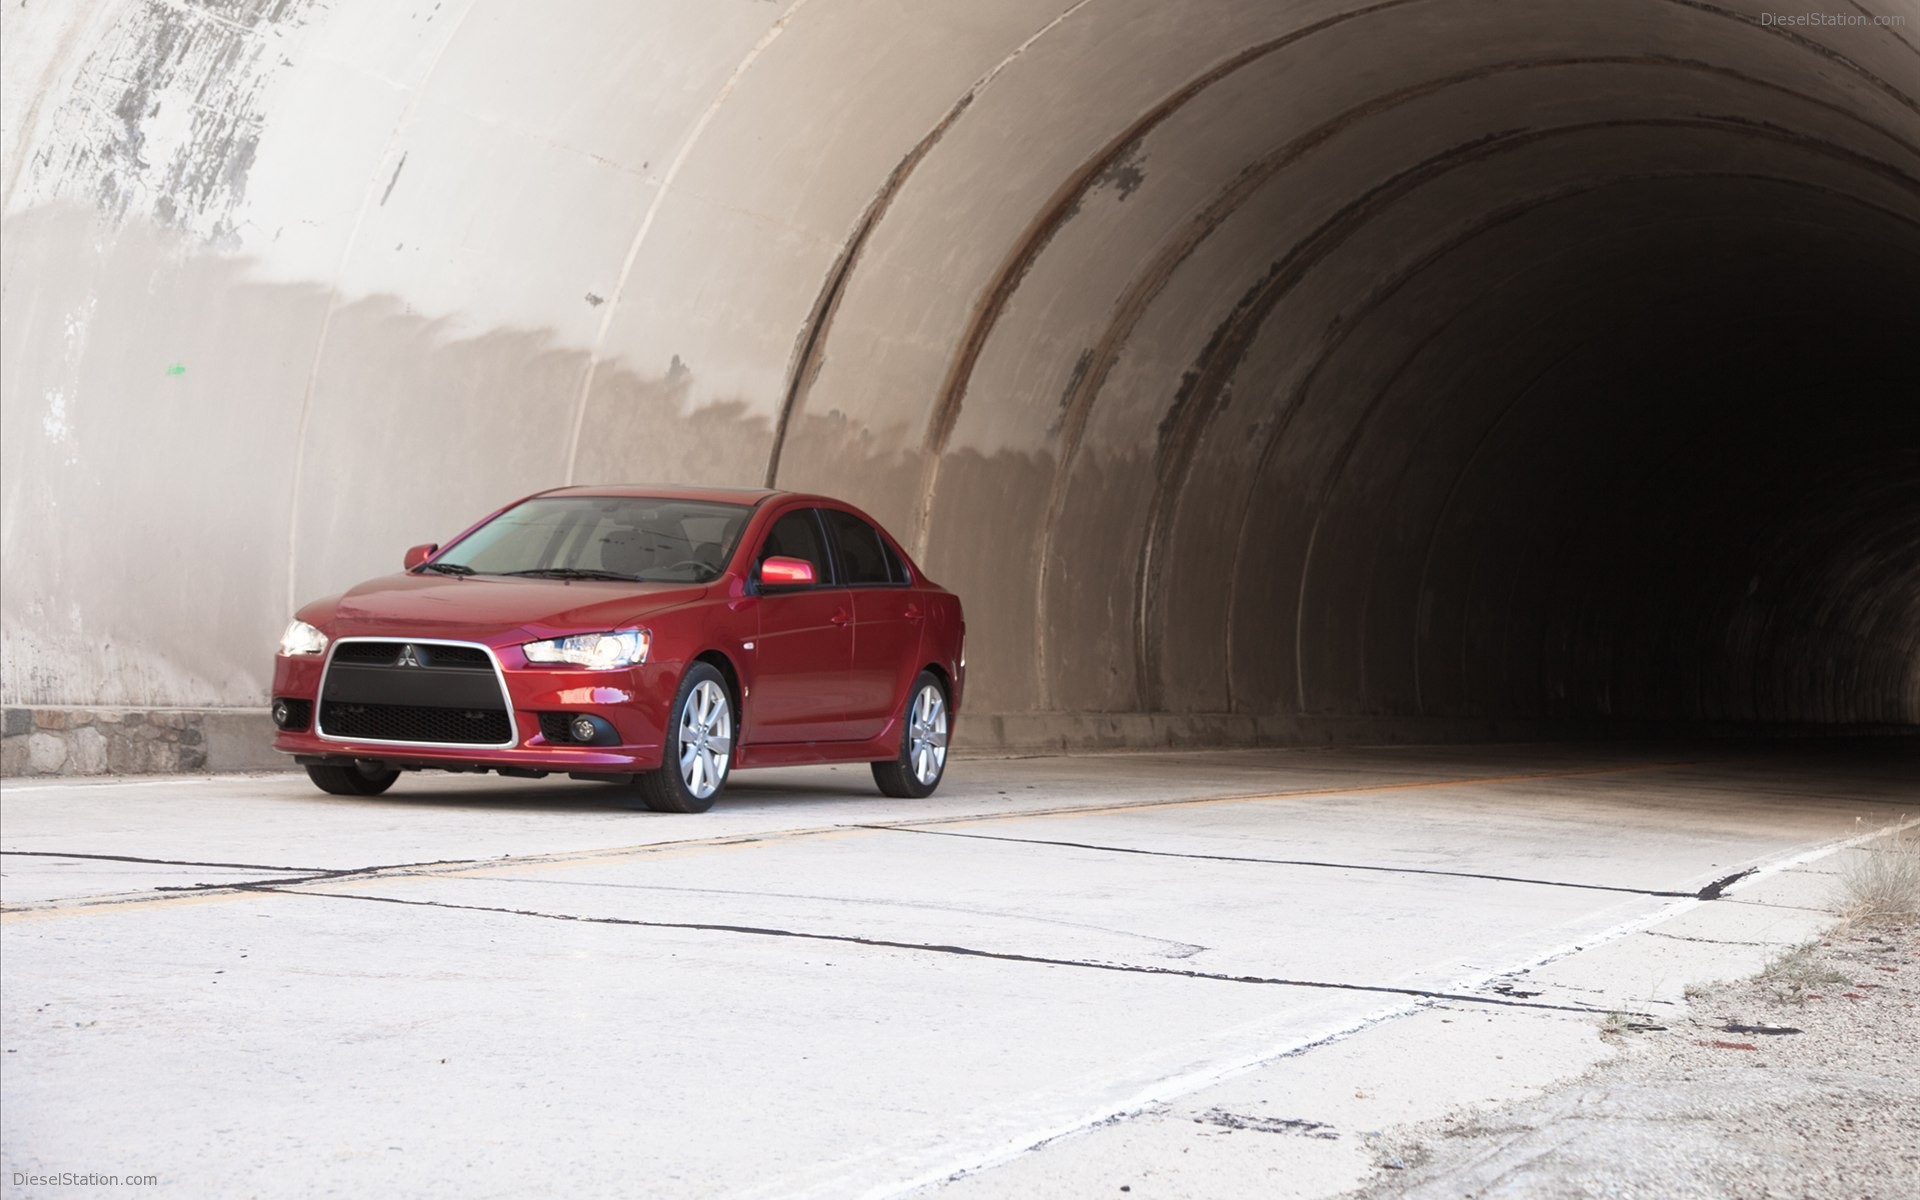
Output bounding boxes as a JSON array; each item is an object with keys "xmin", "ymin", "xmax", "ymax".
[{"xmin": 270, "ymin": 486, "xmax": 964, "ymax": 812}]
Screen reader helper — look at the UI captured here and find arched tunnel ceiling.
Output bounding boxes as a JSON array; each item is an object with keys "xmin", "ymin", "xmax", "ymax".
[{"xmin": 2, "ymin": 0, "xmax": 1916, "ymax": 737}]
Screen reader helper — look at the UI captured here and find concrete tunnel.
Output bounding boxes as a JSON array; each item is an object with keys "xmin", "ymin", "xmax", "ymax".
[{"xmin": 3, "ymin": 0, "xmax": 1918, "ymax": 771}]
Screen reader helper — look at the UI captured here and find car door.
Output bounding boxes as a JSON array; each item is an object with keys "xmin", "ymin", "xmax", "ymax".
[
  {"xmin": 823, "ymin": 508, "xmax": 925, "ymax": 740},
  {"xmin": 744, "ymin": 507, "xmax": 857, "ymax": 744}
]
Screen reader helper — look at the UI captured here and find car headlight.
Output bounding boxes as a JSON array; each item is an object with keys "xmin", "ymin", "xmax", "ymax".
[
  {"xmin": 278, "ymin": 619, "xmax": 329, "ymax": 657},
  {"xmin": 522, "ymin": 629, "xmax": 651, "ymax": 669}
]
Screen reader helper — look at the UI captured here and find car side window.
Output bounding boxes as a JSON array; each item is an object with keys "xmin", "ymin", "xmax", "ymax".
[
  {"xmin": 879, "ymin": 534, "xmax": 910, "ymax": 584},
  {"xmin": 823, "ymin": 510, "xmax": 899, "ymax": 587},
  {"xmin": 758, "ymin": 509, "xmax": 830, "ymax": 583}
]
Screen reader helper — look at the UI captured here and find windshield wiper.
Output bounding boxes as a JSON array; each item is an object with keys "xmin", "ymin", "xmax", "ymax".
[
  {"xmin": 499, "ymin": 568, "xmax": 637, "ymax": 581},
  {"xmin": 419, "ymin": 562, "xmax": 474, "ymax": 576}
]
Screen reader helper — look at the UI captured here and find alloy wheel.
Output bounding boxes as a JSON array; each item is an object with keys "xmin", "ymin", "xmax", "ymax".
[
  {"xmin": 678, "ymin": 679, "xmax": 732, "ymax": 800},
  {"xmin": 907, "ymin": 683, "xmax": 948, "ymax": 786}
]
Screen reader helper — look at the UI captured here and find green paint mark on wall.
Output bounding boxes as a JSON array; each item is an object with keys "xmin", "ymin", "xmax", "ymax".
[{"xmin": 165, "ymin": 363, "xmax": 186, "ymax": 376}]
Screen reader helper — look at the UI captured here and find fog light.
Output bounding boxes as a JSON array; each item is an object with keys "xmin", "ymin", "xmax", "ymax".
[
  {"xmin": 271, "ymin": 699, "xmax": 291, "ymax": 728},
  {"xmin": 569, "ymin": 716, "xmax": 598, "ymax": 743}
]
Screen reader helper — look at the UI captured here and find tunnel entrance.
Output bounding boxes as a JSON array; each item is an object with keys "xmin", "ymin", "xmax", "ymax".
[
  {"xmin": 3, "ymin": 0, "xmax": 1916, "ymax": 764},
  {"xmin": 764, "ymin": 1, "xmax": 1920, "ymax": 741}
]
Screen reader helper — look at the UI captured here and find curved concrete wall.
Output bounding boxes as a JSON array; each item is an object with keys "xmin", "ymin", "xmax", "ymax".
[{"xmin": 4, "ymin": 0, "xmax": 1918, "ymax": 756}]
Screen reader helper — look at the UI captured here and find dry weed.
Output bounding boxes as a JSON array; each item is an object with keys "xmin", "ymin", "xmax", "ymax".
[
  {"xmin": 1836, "ymin": 821, "xmax": 1920, "ymax": 921},
  {"xmin": 1757, "ymin": 942, "xmax": 1849, "ymax": 1005}
]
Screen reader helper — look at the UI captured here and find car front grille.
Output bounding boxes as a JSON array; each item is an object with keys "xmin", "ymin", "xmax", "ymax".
[
  {"xmin": 319, "ymin": 701, "xmax": 513, "ymax": 745},
  {"xmin": 316, "ymin": 640, "xmax": 514, "ymax": 746}
]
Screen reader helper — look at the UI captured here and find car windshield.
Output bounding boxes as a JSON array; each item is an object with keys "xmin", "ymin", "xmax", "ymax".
[{"xmin": 431, "ymin": 497, "xmax": 753, "ymax": 584}]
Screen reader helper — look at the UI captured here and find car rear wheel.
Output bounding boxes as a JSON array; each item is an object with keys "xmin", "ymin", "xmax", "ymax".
[
  {"xmin": 305, "ymin": 761, "xmax": 400, "ymax": 796},
  {"xmin": 633, "ymin": 663, "xmax": 733, "ymax": 813},
  {"xmin": 872, "ymin": 672, "xmax": 949, "ymax": 799}
]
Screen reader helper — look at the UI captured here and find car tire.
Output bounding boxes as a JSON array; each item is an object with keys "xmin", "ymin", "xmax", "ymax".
[
  {"xmin": 872, "ymin": 672, "xmax": 950, "ymax": 799},
  {"xmin": 305, "ymin": 762, "xmax": 400, "ymax": 796},
  {"xmin": 633, "ymin": 662, "xmax": 733, "ymax": 813}
]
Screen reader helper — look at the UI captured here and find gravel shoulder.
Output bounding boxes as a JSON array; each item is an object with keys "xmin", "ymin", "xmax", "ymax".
[{"xmin": 1351, "ymin": 903, "xmax": 1919, "ymax": 1198}]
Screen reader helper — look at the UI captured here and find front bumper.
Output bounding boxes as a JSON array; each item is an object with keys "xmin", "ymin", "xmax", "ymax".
[{"xmin": 270, "ymin": 645, "xmax": 678, "ymax": 773}]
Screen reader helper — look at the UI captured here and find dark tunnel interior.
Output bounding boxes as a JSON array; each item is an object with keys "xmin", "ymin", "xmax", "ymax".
[
  {"xmin": 1376, "ymin": 223, "xmax": 1920, "ymax": 728},
  {"xmin": 1236, "ymin": 187, "xmax": 1920, "ymax": 729}
]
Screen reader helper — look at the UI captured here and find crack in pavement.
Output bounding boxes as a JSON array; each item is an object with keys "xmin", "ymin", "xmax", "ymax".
[
  {"xmin": 0, "ymin": 856, "xmax": 490, "ymax": 915},
  {"xmin": 148, "ymin": 858, "xmax": 486, "ymax": 890},
  {"xmin": 1, "ymin": 850, "xmax": 338, "ymax": 873},
  {"xmin": 252, "ymin": 883, "xmax": 1622, "ymax": 1015},
  {"xmin": 0, "ymin": 762, "xmax": 1714, "ymax": 916},
  {"xmin": 1197, "ymin": 1108, "xmax": 1340, "ymax": 1138},
  {"xmin": 5, "ymin": 830, "xmax": 1754, "ymax": 919},
  {"xmin": 1721, "ymin": 898, "xmax": 1837, "ymax": 914},
  {"xmin": 0, "ymin": 823, "xmax": 896, "ymax": 913},
  {"xmin": 860, "ymin": 826, "xmax": 1748, "ymax": 900},
  {"xmin": 1643, "ymin": 930, "xmax": 1774, "ymax": 947},
  {"xmin": 864, "ymin": 760, "xmax": 1700, "ymax": 828},
  {"xmin": 440, "ymin": 873, "xmax": 1210, "ymax": 957}
]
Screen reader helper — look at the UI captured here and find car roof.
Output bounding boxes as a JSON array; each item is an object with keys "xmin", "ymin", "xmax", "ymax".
[
  {"xmin": 539, "ymin": 484, "xmax": 786, "ymax": 506},
  {"xmin": 537, "ymin": 486, "xmax": 887, "ymax": 514}
]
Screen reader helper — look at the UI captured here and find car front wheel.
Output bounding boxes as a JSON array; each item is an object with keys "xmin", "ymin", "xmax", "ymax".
[
  {"xmin": 872, "ymin": 672, "xmax": 949, "ymax": 799},
  {"xmin": 305, "ymin": 761, "xmax": 400, "ymax": 796},
  {"xmin": 633, "ymin": 663, "xmax": 733, "ymax": 813}
]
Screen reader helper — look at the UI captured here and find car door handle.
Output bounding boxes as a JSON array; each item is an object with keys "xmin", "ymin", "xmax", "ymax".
[
  {"xmin": 903, "ymin": 604, "xmax": 924, "ymax": 623},
  {"xmin": 830, "ymin": 609, "xmax": 852, "ymax": 626}
]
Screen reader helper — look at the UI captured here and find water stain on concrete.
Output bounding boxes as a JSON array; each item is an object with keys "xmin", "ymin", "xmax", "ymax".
[
  {"xmin": 1093, "ymin": 142, "xmax": 1148, "ymax": 201},
  {"xmin": 24, "ymin": 0, "xmax": 318, "ymax": 242}
]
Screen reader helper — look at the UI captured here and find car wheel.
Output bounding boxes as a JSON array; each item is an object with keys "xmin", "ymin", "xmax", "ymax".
[
  {"xmin": 872, "ymin": 672, "xmax": 949, "ymax": 799},
  {"xmin": 305, "ymin": 762, "xmax": 400, "ymax": 796},
  {"xmin": 633, "ymin": 663, "xmax": 733, "ymax": 813}
]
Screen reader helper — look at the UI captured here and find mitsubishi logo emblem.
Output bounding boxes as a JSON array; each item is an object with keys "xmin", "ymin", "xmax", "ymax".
[{"xmin": 395, "ymin": 644, "xmax": 424, "ymax": 668}]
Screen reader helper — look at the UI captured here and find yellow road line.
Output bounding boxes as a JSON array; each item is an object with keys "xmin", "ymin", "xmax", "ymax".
[{"xmin": 1, "ymin": 889, "xmax": 268, "ymax": 922}]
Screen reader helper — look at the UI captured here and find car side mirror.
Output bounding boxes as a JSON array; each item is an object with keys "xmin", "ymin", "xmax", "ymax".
[
  {"xmin": 759, "ymin": 556, "xmax": 816, "ymax": 590},
  {"xmin": 404, "ymin": 543, "xmax": 439, "ymax": 570}
]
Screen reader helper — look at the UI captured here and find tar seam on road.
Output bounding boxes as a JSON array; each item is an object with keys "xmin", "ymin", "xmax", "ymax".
[
  {"xmin": 0, "ymin": 855, "xmax": 494, "ymax": 915},
  {"xmin": 0, "ymin": 761, "xmax": 1716, "ymax": 920},
  {"xmin": 254, "ymin": 884, "xmax": 1618, "ymax": 1015},
  {"xmin": 0, "ymin": 850, "xmax": 338, "ymax": 873},
  {"xmin": 423, "ymin": 873, "xmax": 1210, "ymax": 956},
  {"xmin": 148, "ymin": 858, "xmax": 488, "ymax": 891},
  {"xmin": 1694, "ymin": 867, "xmax": 1758, "ymax": 899},
  {"xmin": 883, "ymin": 760, "xmax": 1700, "ymax": 829},
  {"xmin": 859, "ymin": 826, "xmax": 1752, "ymax": 901}
]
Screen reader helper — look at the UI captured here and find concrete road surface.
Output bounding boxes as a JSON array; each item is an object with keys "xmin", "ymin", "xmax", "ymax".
[{"xmin": 3, "ymin": 743, "xmax": 1913, "ymax": 1199}]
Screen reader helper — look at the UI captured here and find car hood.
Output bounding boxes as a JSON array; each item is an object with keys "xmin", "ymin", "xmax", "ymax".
[{"xmin": 316, "ymin": 573, "xmax": 711, "ymax": 643}]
